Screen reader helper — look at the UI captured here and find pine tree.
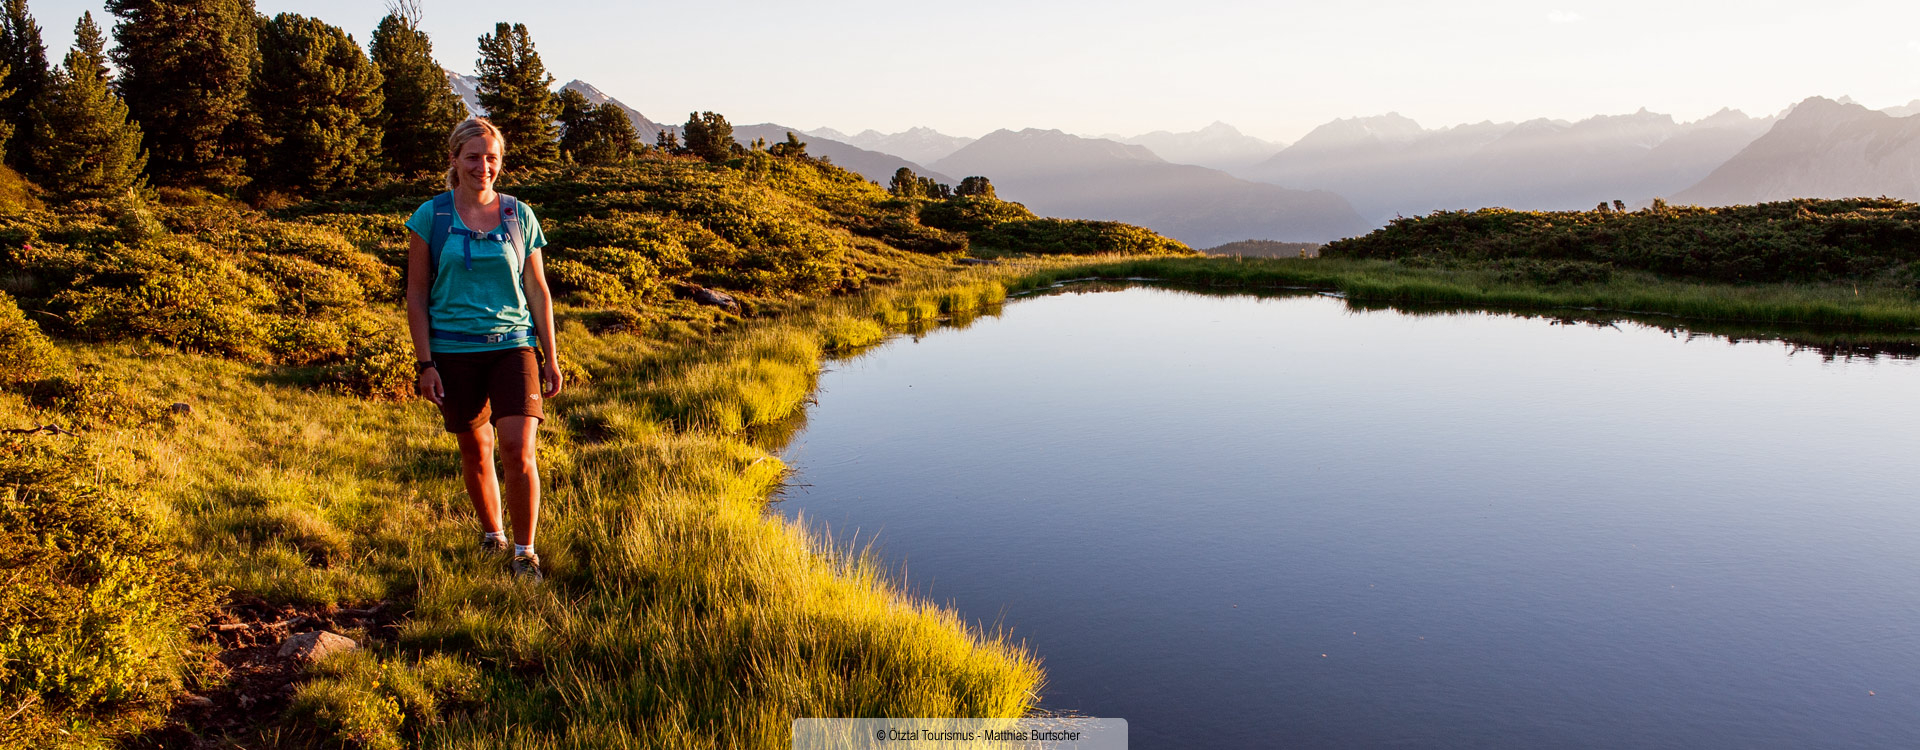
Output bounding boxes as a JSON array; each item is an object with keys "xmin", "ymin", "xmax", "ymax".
[
  {"xmin": 107, "ymin": 0, "xmax": 258, "ymax": 189},
  {"xmin": 557, "ymin": 88, "xmax": 637, "ymax": 165},
  {"xmin": 956, "ymin": 176, "xmax": 995, "ymax": 198},
  {"xmin": 474, "ymin": 22, "xmax": 557, "ymax": 166},
  {"xmin": 767, "ymin": 131, "xmax": 807, "ymax": 158},
  {"xmin": 0, "ymin": 61, "xmax": 13, "ymax": 157},
  {"xmin": 888, "ymin": 166, "xmax": 921, "ymax": 198},
  {"xmin": 682, "ymin": 111, "xmax": 733, "ymax": 164},
  {"xmin": 30, "ymin": 12, "xmax": 145, "ymax": 199},
  {"xmin": 252, "ymin": 13, "xmax": 382, "ymax": 195},
  {"xmin": 0, "ymin": 0, "xmax": 47, "ymax": 169},
  {"xmin": 369, "ymin": 1, "xmax": 464, "ymax": 176}
]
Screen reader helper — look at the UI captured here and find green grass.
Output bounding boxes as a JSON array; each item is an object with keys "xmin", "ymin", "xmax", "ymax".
[
  {"xmin": 0, "ymin": 261, "xmax": 1047, "ymax": 749},
  {"xmin": 1015, "ymin": 256, "xmax": 1920, "ymax": 336}
]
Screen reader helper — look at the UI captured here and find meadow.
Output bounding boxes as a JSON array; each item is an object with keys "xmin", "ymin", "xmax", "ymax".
[{"xmin": 6, "ymin": 148, "xmax": 1920, "ymax": 748}]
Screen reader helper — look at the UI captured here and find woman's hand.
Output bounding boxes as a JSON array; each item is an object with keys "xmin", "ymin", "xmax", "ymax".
[
  {"xmin": 419, "ymin": 367, "xmax": 446, "ymax": 405},
  {"xmin": 541, "ymin": 358, "xmax": 564, "ymax": 400}
]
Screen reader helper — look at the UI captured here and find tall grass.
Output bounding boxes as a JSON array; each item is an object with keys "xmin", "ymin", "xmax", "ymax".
[{"xmin": 0, "ymin": 262, "xmax": 1047, "ymax": 748}]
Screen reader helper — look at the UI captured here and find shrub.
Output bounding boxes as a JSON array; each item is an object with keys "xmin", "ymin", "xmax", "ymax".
[
  {"xmin": 0, "ymin": 434, "xmax": 214, "ymax": 743},
  {"xmin": 0, "ymin": 291, "xmax": 58, "ymax": 386},
  {"xmin": 971, "ymin": 218, "xmax": 1194, "ymax": 256}
]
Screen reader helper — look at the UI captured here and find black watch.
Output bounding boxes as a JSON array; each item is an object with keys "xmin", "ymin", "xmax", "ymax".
[{"xmin": 415, "ymin": 360, "xmax": 437, "ymax": 374}]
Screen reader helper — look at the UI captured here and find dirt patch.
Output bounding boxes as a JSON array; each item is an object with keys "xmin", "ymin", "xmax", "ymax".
[{"xmin": 128, "ymin": 595, "xmax": 406, "ymax": 749}]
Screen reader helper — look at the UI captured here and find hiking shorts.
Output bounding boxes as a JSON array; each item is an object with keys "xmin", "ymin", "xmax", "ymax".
[{"xmin": 434, "ymin": 347, "xmax": 545, "ymax": 433}]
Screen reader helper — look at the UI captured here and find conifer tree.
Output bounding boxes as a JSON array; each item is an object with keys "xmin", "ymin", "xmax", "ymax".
[
  {"xmin": 252, "ymin": 13, "xmax": 382, "ymax": 195},
  {"xmin": 369, "ymin": 0, "xmax": 464, "ymax": 176},
  {"xmin": 474, "ymin": 22, "xmax": 557, "ymax": 165},
  {"xmin": 0, "ymin": 0, "xmax": 47, "ymax": 168},
  {"xmin": 557, "ymin": 88, "xmax": 637, "ymax": 165},
  {"xmin": 888, "ymin": 166, "xmax": 921, "ymax": 198},
  {"xmin": 30, "ymin": 12, "xmax": 145, "ymax": 199},
  {"xmin": 0, "ymin": 62, "xmax": 14, "ymax": 157},
  {"xmin": 767, "ymin": 131, "xmax": 807, "ymax": 158},
  {"xmin": 956, "ymin": 175, "xmax": 995, "ymax": 198},
  {"xmin": 682, "ymin": 111, "xmax": 733, "ymax": 164},
  {"xmin": 107, "ymin": 0, "xmax": 258, "ymax": 189}
]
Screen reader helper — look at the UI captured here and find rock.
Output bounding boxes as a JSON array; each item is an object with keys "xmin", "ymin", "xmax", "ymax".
[
  {"xmin": 180, "ymin": 694, "xmax": 215, "ymax": 709},
  {"xmin": 169, "ymin": 402, "xmax": 191, "ymax": 415},
  {"xmin": 277, "ymin": 631, "xmax": 357, "ymax": 663},
  {"xmin": 690, "ymin": 286, "xmax": 740, "ymax": 313}
]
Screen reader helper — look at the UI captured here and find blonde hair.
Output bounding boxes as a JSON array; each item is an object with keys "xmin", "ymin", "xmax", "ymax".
[{"xmin": 445, "ymin": 118, "xmax": 507, "ymax": 191}]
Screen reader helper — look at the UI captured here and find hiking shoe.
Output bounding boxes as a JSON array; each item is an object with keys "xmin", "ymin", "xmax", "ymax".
[
  {"xmin": 479, "ymin": 534, "xmax": 508, "ymax": 554},
  {"xmin": 510, "ymin": 553, "xmax": 544, "ymax": 581}
]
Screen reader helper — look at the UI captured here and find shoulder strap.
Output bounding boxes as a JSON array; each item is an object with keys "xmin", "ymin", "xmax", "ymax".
[
  {"xmin": 428, "ymin": 191, "xmax": 455, "ymax": 284},
  {"xmin": 499, "ymin": 194, "xmax": 524, "ymax": 259}
]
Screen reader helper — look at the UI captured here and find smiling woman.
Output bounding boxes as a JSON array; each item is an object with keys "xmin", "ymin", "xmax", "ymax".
[{"xmin": 404, "ymin": 116, "xmax": 564, "ymax": 581}]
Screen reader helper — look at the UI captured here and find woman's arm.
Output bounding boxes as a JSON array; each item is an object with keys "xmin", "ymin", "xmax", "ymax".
[
  {"xmin": 523, "ymin": 245, "xmax": 563, "ymax": 399},
  {"xmin": 406, "ymin": 232, "xmax": 444, "ymax": 404}
]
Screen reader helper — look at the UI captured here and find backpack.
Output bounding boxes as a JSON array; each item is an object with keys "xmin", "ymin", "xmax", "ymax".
[{"xmin": 426, "ymin": 191, "xmax": 524, "ymax": 285}]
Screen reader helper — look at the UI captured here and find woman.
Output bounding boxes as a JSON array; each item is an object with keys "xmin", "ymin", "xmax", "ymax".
[{"xmin": 405, "ymin": 117, "xmax": 562, "ymax": 581}]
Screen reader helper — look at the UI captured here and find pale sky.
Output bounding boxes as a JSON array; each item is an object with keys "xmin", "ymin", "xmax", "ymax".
[{"xmin": 32, "ymin": 0, "xmax": 1920, "ymax": 144}]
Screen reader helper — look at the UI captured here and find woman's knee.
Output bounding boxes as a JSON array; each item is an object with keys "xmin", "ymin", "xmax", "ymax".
[
  {"xmin": 495, "ymin": 418, "xmax": 538, "ymax": 469},
  {"xmin": 456, "ymin": 425, "xmax": 495, "ymax": 461}
]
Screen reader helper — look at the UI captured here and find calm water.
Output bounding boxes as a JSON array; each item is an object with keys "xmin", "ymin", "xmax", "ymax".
[{"xmin": 774, "ymin": 286, "xmax": 1920, "ymax": 749}]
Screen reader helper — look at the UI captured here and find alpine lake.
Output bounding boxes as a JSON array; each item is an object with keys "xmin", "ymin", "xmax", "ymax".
[{"xmin": 765, "ymin": 283, "xmax": 1920, "ymax": 749}]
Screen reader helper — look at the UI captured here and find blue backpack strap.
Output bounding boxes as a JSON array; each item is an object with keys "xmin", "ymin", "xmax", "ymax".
[
  {"xmin": 427, "ymin": 191, "xmax": 455, "ymax": 284},
  {"xmin": 498, "ymin": 194, "xmax": 524, "ymax": 260}
]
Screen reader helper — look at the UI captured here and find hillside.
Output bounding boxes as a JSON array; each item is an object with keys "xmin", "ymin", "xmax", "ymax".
[
  {"xmin": 933, "ymin": 128, "xmax": 1372, "ymax": 246},
  {"xmin": 1673, "ymin": 97, "xmax": 1920, "ymax": 206},
  {"xmin": 0, "ymin": 150, "xmax": 1191, "ymax": 747},
  {"xmin": 1322, "ymin": 198, "xmax": 1920, "ymax": 285}
]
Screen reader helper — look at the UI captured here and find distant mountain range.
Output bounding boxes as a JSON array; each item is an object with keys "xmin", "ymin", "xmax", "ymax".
[
  {"xmin": 931, "ymin": 128, "xmax": 1369, "ymax": 246},
  {"xmin": 1672, "ymin": 97, "xmax": 1920, "ymax": 206},
  {"xmin": 731, "ymin": 124, "xmax": 951, "ymax": 184},
  {"xmin": 1104, "ymin": 121, "xmax": 1282, "ymax": 172},
  {"xmin": 1236, "ymin": 108, "xmax": 1776, "ymax": 223},
  {"xmin": 437, "ymin": 71, "xmax": 1920, "ymax": 243},
  {"xmin": 806, "ymin": 127, "xmax": 976, "ymax": 166}
]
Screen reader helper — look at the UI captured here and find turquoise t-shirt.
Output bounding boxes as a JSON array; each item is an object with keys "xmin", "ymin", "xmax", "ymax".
[{"xmin": 405, "ymin": 196, "xmax": 549, "ymax": 354}]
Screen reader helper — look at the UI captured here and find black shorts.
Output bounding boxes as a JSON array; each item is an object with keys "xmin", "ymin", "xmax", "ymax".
[{"xmin": 434, "ymin": 347, "xmax": 545, "ymax": 433}]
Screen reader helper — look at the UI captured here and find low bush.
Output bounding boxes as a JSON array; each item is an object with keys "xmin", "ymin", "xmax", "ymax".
[{"xmin": 0, "ymin": 434, "xmax": 215, "ymax": 745}]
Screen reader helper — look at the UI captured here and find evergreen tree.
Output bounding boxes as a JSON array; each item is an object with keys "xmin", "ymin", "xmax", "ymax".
[
  {"xmin": 888, "ymin": 166, "xmax": 921, "ymax": 198},
  {"xmin": 0, "ymin": 61, "xmax": 13, "ymax": 158},
  {"xmin": 767, "ymin": 131, "xmax": 807, "ymax": 158},
  {"xmin": 107, "ymin": 0, "xmax": 259, "ymax": 189},
  {"xmin": 474, "ymin": 22, "xmax": 557, "ymax": 165},
  {"xmin": 956, "ymin": 176, "xmax": 995, "ymax": 198},
  {"xmin": 69, "ymin": 10, "xmax": 107, "ymax": 82},
  {"xmin": 30, "ymin": 12, "xmax": 145, "ymax": 199},
  {"xmin": 0, "ymin": 0, "xmax": 46, "ymax": 168},
  {"xmin": 369, "ymin": 1, "xmax": 464, "ymax": 176},
  {"xmin": 252, "ymin": 13, "xmax": 382, "ymax": 195},
  {"xmin": 557, "ymin": 88, "xmax": 637, "ymax": 165},
  {"xmin": 682, "ymin": 110, "xmax": 732, "ymax": 164}
]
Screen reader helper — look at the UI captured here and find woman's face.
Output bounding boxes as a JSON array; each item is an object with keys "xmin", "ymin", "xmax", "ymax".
[{"xmin": 456, "ymin": 134, "xmax": 504, "ymax": 192}]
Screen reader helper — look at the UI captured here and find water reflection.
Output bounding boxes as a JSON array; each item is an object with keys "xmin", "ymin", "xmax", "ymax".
[{"xmin": 774, "ymin": 285, "xmax": 1920, "ymax": 749}]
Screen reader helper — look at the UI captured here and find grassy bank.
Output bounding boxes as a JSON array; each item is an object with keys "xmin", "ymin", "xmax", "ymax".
[
  {"xmin": 2, "ymin": 259, "xmax": 1062, "ymax": 748},
  {"xmin": 1012, "ymin": 256, "xmax": 1920, "ymax": 339}
]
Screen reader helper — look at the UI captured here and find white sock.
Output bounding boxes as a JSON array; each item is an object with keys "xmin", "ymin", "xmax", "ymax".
[
  {"xmin": 514, "ymin": 543, "xmax": 536, "ymax": 557},
  {"xmin": 484, "ymin": 531, "xmax": 508, "ymax": 544}
]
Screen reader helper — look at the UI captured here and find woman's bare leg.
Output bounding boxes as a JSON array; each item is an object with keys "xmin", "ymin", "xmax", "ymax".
[
  {"xmin": 455, "ymin": 423, "xmax": 504, "ymax": 534},
  {"xmin": 494, "ymin": 415, "xmax": 540, "ymax": 546}
]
